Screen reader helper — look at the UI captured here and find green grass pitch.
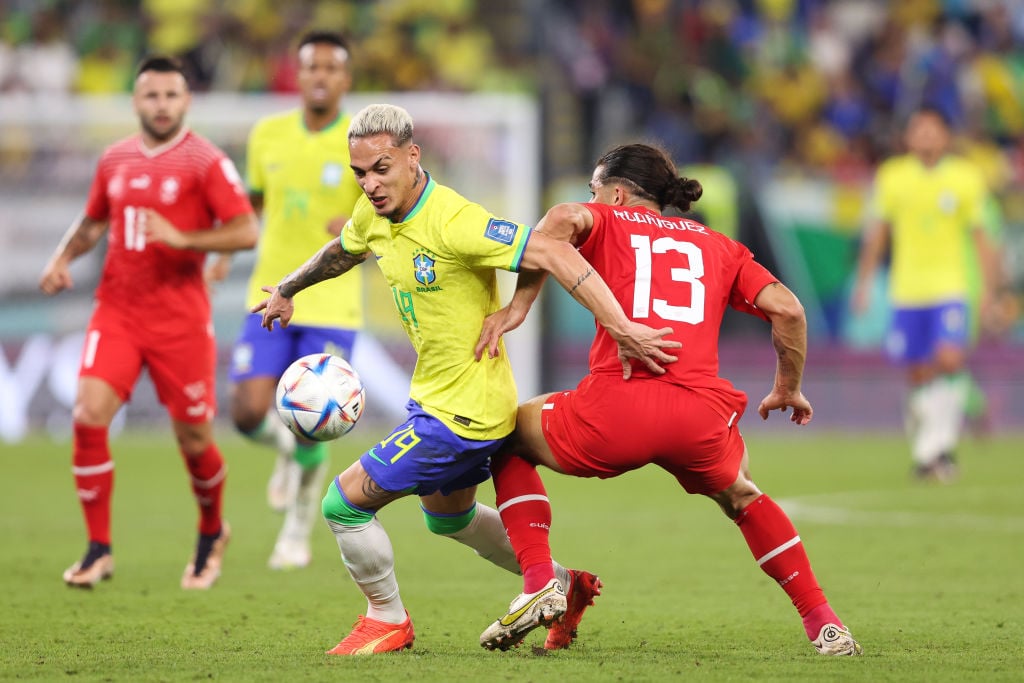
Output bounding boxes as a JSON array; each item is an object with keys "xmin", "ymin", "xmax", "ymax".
[{"xmin": 2, "ymin": 428, "xmax": 1022, "ymax": 682}]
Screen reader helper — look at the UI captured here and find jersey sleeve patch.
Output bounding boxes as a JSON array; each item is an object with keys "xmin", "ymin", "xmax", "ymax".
[
  {"xmin": 219, "ymin": 158, "xmax": 245, "ymax": 195},
  {"xmin": 484, "ymin": 218, "xmax": 518, "ymax": 245}
]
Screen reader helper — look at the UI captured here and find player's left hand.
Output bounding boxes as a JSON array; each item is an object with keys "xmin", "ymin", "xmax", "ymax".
[
  {"xmin": 757, "ymin": 388, "xmax": 813, "ymax": 425},
  {"xmin": 142, "ymin": 209, "xmax": 188, "ymax": 249},
  {"xmin": 253, "ymin": 285, "xmax": 294, "ymax": 331},
  {"xmin": 615, "ymin": 322, "xmax": 680, "ymax": 380},
  {"xmin": 474, "ymin": 305, "xmax": 528, "ymax": 361}
]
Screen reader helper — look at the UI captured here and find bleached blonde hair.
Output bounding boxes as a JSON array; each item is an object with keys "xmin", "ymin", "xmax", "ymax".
[{"xmin": 348, "ymin": 104, "xmax": 414, "ymax": 146}]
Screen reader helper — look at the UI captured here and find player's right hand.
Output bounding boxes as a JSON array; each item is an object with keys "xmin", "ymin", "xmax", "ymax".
[
  {"xmin": 39, "ymin": 261, "xmax": 73, "ymax": 295},
  {"xmin": 253, "ymin": 285, "xmax": 294, "ymax": 331}
]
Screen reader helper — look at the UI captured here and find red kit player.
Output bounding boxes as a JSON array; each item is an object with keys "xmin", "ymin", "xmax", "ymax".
[
  {"xmin": 39, "ymin": 56, "xmax": 258, "ymax": 590},
  {"xmin": 475, "ymin": 143, "xmax": 862, "ymax": 656}
]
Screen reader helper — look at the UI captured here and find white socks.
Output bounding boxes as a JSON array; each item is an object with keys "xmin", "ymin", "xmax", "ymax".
[
  {"xmin": 440, "ymin": 503, "xmax": 522, "ymax": 575},
  {"xmin": 908, "ymin": 375, "xmax": 968, "ymax": 466},
  {"xmin": 327, "ymin": 502, "xmax": 573, "ymax": 624},
  {"xmin": 327, "ymin": 517, "xmax": 406, "ymax": 623},
  {"xmin": 441, "ymin": 503, "xmax": 571, "ymax": 588},
  {"xmin": 280, "ymin": 462, "xmax": 328, "ymax": 543}
]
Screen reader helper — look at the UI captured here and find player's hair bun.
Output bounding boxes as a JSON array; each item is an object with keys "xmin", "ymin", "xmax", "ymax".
[{"xmin": 666, "ymin": 177, "xmax": 702, "ymax": 212}]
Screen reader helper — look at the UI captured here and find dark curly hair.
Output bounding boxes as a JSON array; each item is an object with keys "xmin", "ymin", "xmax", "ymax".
[
  {"xmin": 135, "ymin": 55, "xmax": 187, "ymax": 81},
  {"xmin": 594, "ymin": 144, "xmax": 702, "ymax": 212}
]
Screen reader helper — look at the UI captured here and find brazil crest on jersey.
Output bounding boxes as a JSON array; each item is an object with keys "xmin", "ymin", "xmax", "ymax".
[
  {"xmin": 245, "ymin": 110, "xmax": 363, "ymax": 327},
  {"xmin": 340, "ymin": 174, "xmax": 531, "ymax": 439}
]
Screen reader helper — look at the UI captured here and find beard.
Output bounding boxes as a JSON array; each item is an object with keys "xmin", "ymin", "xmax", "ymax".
[
  {"xmin": 140, "ymin": 117, "xmax": 182, "ymax": 143},
  {"xmin": 307, "ymin": 101, "xmax": 331, "ymax": 116}
]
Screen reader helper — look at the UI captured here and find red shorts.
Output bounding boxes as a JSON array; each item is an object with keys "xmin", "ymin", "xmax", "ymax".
[
  {"xmin": 80, "ymin": 304, "xmax": 217, "ymax": 423},
  {"xmin": 542, "ymin": 374, "xmax": 746, "ymax": 495}
]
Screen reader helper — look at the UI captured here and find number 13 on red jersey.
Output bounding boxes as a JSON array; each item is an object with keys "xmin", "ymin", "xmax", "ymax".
[{"xmin": 630, "ymin": 234, "xmax": 705, "ymax": 324}]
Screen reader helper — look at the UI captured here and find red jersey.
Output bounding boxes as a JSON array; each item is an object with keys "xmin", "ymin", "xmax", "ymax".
[
  {"xmin": 578, "ymin": 203, "xmax": 778, "ymax": 421},
  {"xmin": 84, "ymin": 129, "xmax": 251, "ymax": 328}
]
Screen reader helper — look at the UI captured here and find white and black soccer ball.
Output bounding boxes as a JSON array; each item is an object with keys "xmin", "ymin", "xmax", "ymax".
[{"xmin": 275, "ymin": 353, "xmax": 365, "ymax": 441}]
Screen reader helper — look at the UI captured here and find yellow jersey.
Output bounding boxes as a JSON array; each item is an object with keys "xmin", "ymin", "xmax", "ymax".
[
  {"xmin": 871, "ymin": 154, "xmax": 987, "ymax": 306},
  {"xmin": 340, "ymin": 174, "xmax": 531, "ymax": 440},
  {"xmin": 245, "ymin": 110, "xmax": 363, "ymax": 327}
]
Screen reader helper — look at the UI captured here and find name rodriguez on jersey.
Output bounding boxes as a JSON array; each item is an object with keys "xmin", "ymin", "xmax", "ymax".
[{"xmin": 612, "ymin": 209, "xmax": 709, "ymax": 234}]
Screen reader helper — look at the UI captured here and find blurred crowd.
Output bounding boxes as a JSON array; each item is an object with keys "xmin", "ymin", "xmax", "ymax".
[
  {"xmin": 2, "ymin": 0, "xmax": 1022, "ymax": 184},
  {"xmin": 0, "ymin": 0, "xmax": 530, "ymax": 96},
  {"xmin": 564, "ymin": 1, "xmax": 1021, "ymax": 180}
]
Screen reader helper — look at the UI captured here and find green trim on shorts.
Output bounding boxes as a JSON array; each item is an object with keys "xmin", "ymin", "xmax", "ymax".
[
  {"xmin": 321, "ymin": 482, "xmax": 374, "ymax": 526},
  {"xmin": 422, "ymin": 503, "xmax": 477, "ymax": 535}
]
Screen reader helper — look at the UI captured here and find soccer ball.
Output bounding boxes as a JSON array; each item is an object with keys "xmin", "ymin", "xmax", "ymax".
[{"xmin": 275, "ymin": 353, "xmax": 365, "ymax": 441}]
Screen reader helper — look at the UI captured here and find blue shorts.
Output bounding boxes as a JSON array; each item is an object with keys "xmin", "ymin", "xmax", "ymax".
[
  {"xmin": 360, "ymin": 399, "xmax": 506, "ymax": 496},
  {"xmin": 228, "ymin": 313, "xmax": 357, "ymax": 382},
  {"xmin": 886, "ymin": 302, "xmax": 968, "ymax": 364}
]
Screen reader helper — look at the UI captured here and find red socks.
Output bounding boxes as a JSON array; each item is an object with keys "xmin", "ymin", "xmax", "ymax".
[
  {"xmin": 72, "ymin": 426, "xmax": 225, "ymax": 543},
  {"xmin": 72, "ymin": 423, "xmax": 114, "ymax": 545},
  {"xmin": 182, "ymin": 444, "xmax": 226, "ymax": 536},
  {"xmin": 492, "ymin": 453, "xmax": 554, "ymax": 592},
  {"xmin": 735, "ymin": 494, "xmax": 838, "ymax": 639}
]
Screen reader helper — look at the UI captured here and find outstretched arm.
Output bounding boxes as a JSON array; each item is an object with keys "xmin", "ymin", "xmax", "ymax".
[
  {"xmin": 517, "ymin": 231, "xmax": 680, "ymax": 379},
  {"xmin": 254, "ymin": 239, "xmax": 368, "ymax": 330},
  {"xmin": 753, "ymin": 282, "xmax": 812, "ymax": 425},
  {"xmin": 39, "ymin": 213, "xmax": 108, "ymax": 296}
]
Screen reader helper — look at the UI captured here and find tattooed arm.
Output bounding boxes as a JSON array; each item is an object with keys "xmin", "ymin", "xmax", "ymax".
[
  {"xmin": 753, "ymin": 282, "xmax": 813, "ymax": 424},
  {"xmin": 517, "ymin": 231, "xmax": 679, "ymax": 379},
  {"xmin": 475, "ymin": 203, "xmax": 594, "ymax": 362},
  {"xmin": 253, "ymin": 240, "xmax": 368, "ymax": 331},
  {"xmin": 39, "ymin": 213, "xmax": 108, "ymax": 296},
  {"xmin": 277, "ymin": 240, "xmax": 367, "ymax": 297}
]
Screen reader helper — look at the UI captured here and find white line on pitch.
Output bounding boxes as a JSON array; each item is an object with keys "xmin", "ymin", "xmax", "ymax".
[{"xmin": 777, "ymin": 499, "xmax": 1024, "ymax": 533}]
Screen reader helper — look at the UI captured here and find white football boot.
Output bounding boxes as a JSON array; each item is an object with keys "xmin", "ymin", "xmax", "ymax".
[
  {"xmin": 812, "ymin": 623, "xmax": 863, "ymax": 656},
  {"xmin": 480, "ymin": 578, "xmax": 567, "ymax": 651}
]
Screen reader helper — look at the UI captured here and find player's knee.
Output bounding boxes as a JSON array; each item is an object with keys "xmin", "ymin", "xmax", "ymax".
[
  {"xmin": 231, "ymin": 403, "xmax": 264, "ymax": 434},
  {"xmin": 422, "ymin": 504, "xmax": 476, "ymax": 536},
  {"xmin": 228, "ymin": 386, "xmax": 271, "ymax": 434},
  {"xmin": 322, "ymin": 483, "xmax": 374, "ymax": 527},
  {"xmin": 709, "ymin": 478, "xmax": 761, "ymax": 519},
  {"xmin": 173, "ymin": 422, "xmax": 214, "ymax": 456},
  {"xmin": 935, "ymin": 349, "xmax": 965, "ymax": 375},
  {"xmin": 72, "ymin": 395, "xmax": 119, "ymax": 427},
  {"xmin": 71, "ymin": 404, "xmax": 109, "ymax": 427}
]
